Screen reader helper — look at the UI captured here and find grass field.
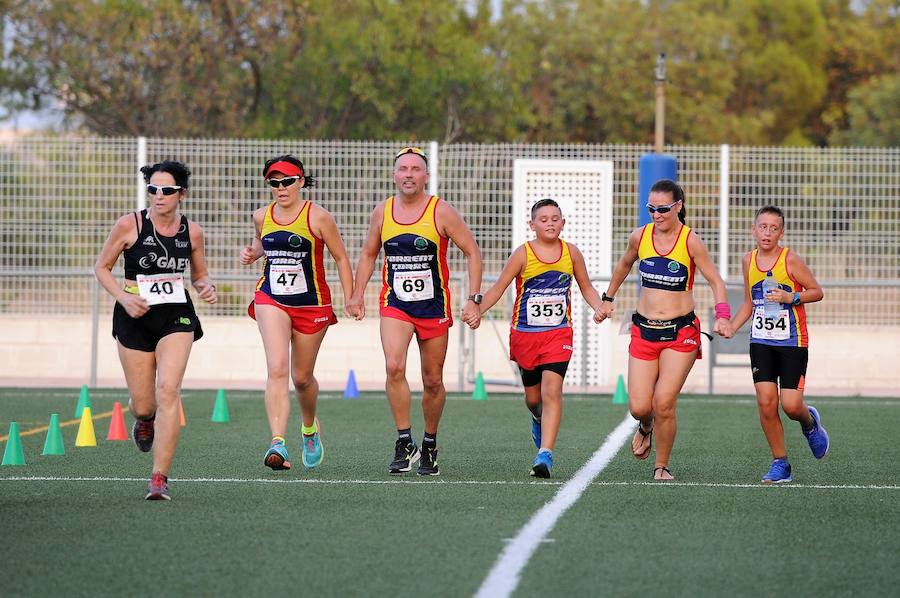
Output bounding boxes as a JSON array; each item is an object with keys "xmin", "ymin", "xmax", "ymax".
[{"xmin": 1, "ymin": 387, "xmax": 898, "ymax": 597}]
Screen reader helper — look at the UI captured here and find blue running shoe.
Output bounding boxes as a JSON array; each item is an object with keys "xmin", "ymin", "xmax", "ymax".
[
  {"xmin": 761, "ymin": 458, "xmax": 792, "ymax": 484},
  {"xmin": 264, "ymin": 438, "xmax": 292, "ymax": 471},
  {"xmin": 301, "ymin": 418, "xmax": 324, "ymax": 469},
  {"xmin": 531, "ymin": 417, "xmax": 541, "ymax": 449},
  {"xmin": 803, "ymin": 406, "xmax": 830, "ymax": 459},
  {"xmin": 530, "ymin": 450, "xmax": 553, "ymax": 478}
]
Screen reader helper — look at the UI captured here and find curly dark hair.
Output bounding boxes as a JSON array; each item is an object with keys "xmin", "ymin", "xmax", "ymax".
[{"xmin": 140, "ymin": 160, "xmax": 191, "ymax": 189}]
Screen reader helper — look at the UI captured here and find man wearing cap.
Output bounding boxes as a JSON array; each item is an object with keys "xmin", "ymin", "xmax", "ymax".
[{"xmin": 347, "ymin": 146, "xmax": 482, "ymax": 476}]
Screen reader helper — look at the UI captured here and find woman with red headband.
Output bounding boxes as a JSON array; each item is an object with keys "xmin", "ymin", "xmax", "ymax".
[
  {"xmin": 597, "ymin": 179, "xmax": 733, "ymax": 480},
  {"xmin": 240, "ymin": 154, "xmax": 354, "ymax": 472}
]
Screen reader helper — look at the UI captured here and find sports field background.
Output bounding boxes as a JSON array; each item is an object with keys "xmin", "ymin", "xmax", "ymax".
[{"xmin": 1, "ymin": 387, "xmax": 898, "ymax": 597}]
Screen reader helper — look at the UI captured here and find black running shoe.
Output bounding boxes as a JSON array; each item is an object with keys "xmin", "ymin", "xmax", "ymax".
[
  {"xmin": 132, "ymin": 417, "xmax": 155, "ymax": 453},
  {"xmin": 389, "ymin": 439, "xmax": 420, "ymax": 474},
  {"xmin": 417, "ymin": 446, "xmax": 440, "ymax": 476}
]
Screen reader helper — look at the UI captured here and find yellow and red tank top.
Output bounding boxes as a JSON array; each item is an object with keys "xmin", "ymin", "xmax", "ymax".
[
  {"xmin": 511, "ymin": 240, "xmax": 574, "ymax": 332},
  {"xmin": 748, "ymin": 247, "xmax": 808, "ymax": 347},
  {"xmin": 380, "ymin": 195, "xmax": 451, "ymax": 319},
  {"xmin": 637, "ymin": 223, "xmax": 695, "ymax": 292},
  {"xmin": 255, "ymin": 201, "xmax": 331, "ymax": 307}
]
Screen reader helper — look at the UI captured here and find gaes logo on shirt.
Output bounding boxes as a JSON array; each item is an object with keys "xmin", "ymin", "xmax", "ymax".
[
  {"xmin": 557, "ymin": 273, "xmax": 570, "ymax": 284},
  {"xmin": 414, "ymin": 237, "xmax": 428, "ymax": 250},
  {"xmin": 288, "ymin": 234, "xmax": 303, "ymax": 248},
  {"xmin": 667, "ymin": 261, "xmax": 680, "ymax": 273}
]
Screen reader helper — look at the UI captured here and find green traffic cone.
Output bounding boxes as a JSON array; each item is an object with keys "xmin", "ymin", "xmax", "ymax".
[
  {"xmin": 612, "ymin": 374, "xmax": 628, "ymax": 405},
  {"xmin": 211, "ymin": 389, "xmax": 230, "ymax": 423},
  {"xmin": 2, "ymin": 422, "xmax": 26, "ymax": 466},
  {"xmin": 472, "ymin": 372, "xmax": 487, "ymax": 401},
  {"xmin": 42, "ymin": 413, "xmax": 65, "ymax": 456},
  {"xmin": 75, "ymin": 385, "xmax": 92, "ymax": 418}
]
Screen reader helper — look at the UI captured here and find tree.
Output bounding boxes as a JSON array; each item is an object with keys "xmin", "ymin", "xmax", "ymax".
[{"xmin": 828, "ymin": 74, "xmax": 900, "ymax": 146}]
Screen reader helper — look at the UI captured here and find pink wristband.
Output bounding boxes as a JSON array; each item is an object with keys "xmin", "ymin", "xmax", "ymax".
[{"xmin": 715, "ymin": 303, "xmax": 731, "ymax": 320}]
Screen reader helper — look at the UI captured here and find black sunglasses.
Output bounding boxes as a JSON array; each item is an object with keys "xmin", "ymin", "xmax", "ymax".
[
  {"xmin": 147, "ymin": 184, "xmax": 182, "ymax": 196},
  {"xmin": 267, "ymin": 176, "xmax": 300, "ymax": 188},
  {"xmin": 646, "ymin": 200, "xmax": 680, "ymax": 214}
]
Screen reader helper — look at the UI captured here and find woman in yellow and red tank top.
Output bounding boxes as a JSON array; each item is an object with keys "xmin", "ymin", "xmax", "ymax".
[
  {"xmin": 240, "ymin": 155, "xmax": 354, "ymax": 473},
  {"xmin": 597, "ymin": 179, "xmax": 734, "ymax": 481}
]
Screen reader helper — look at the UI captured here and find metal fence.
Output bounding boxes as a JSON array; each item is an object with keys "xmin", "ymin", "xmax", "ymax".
[{"xmin": 1, "ymin": 137, "xmax": 899, "ymax": 325}]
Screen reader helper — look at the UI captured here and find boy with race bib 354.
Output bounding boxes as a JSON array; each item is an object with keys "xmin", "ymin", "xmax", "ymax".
[{"xmin": 729, "ymin": 205, "xmax": 829, "ymax": 484}]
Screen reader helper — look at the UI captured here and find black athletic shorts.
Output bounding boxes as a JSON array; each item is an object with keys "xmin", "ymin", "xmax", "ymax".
[
  {"xmin": 112, "ymin": 296, "xmax": 203, "ymax": 352},
  {"xmin": 749, "ymin": 343, "xmax": 808, "ymax": 390},
  {"xmin": 519, "ymin": 361, "xmax": 569, "ymax": 387}
]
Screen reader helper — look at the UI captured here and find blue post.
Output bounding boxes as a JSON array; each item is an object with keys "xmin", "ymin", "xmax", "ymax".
[{"xmin": 638, "ymin": 153, "xmax": 678, "ymax": 227}]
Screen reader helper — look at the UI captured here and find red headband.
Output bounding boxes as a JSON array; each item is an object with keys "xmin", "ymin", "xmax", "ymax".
[{"xmin": 264, "ymin": 161, "xmax": 304, "ymax": 178}]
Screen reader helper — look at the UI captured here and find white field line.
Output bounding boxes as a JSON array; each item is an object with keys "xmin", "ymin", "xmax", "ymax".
[
  {"xmin": 474, "ymin": 414, "xmax": 637, "ymax": 598},
  {"xmin": 0, "ymin": 477, "xmax": 897, "ymax": 491}
]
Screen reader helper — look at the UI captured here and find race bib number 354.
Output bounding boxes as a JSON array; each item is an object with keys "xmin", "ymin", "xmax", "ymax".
[
  {"xmin": 751, "ymin": 306, "xmax": 790, "ymax": 340},
  {"xmin": 137, "ymin": 273, "xmax": 187, "ymax": 306}
]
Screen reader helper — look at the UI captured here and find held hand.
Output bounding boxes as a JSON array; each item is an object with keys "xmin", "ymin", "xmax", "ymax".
[
  {"xmin": 345, "ymin": 295, "xmax": 365, "ymax": 321},
  {"xmin": 461, "ymin": 301, "xmax": 481, "ymax": 329},
  {"xmin": 239, "ymin": 245, "xmax": 258, "ymax": 265},
  {"xmin": 195, "ymin": 280, "xmax": 218, "ymax": 304},
  {"xmin": 119, "ymin": 293, "xmax": 150, "ymax": 318},
  {"xmin": 714, "ymin": 317, "xmax": 734, "ymax": 339},
  {"xmin": 597, "ymin": 302, "xmax": 615, "ymax": 322}
]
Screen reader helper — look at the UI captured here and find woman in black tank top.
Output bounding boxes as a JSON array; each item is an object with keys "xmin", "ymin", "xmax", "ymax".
[{"xmin": 94, "ymin": 160, "xmax": 217, "ymax": 500}]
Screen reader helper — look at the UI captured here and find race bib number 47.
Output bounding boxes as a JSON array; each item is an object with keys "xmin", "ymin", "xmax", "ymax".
[
  {"xmin": 526, "ymin": 295, "xmax": 566, "ymax": 327},
  {"xmin": 393, "ymin": 270, "xmax": 435, "ymax": 302},
  {"xmin": 137, "ymin": 273, "xmax": 187, "ymax": 306},
  {"xmin": 751, "ymin": 306, "xmax": 790, "ymax": 340},
  {"xmin": 270, "ymin": 263, "xmax": 308, "ymax": 295}
]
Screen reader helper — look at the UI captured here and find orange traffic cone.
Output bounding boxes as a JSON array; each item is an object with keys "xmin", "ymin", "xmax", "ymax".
[
  {"xmin": 106, "ymin": 401, "xmax": 128, "ymax": 441},
  {"xmin": 179, "ymin": 399, "xmax": 187, "ymax": 427}
]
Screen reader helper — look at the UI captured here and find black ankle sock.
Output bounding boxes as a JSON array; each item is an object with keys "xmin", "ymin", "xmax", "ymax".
[
  {"xmin": 528, "ymin": 404, "xmax": 542, "ymax": 419},
  {"xmin": 397, "ymin": 428, "xmax": 412, "ymax": 443},
  {"xmin": 422, "ymin": 432, "xmax": 437, "ymax": 449}
]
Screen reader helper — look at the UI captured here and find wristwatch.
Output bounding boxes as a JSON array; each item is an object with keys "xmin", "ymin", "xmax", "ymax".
[
  {"xmin": 602, "ymin": 292, "xmax": 614, "ymax": 303},
  {"xmin": 469, "ymin": 293, "xmax": 483, "ymax": 305}
]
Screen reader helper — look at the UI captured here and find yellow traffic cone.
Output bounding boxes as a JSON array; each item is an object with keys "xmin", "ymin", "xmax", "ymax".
[{"xmin": 75, "ymin": 407, "xmax": 97, "ymax": 447}]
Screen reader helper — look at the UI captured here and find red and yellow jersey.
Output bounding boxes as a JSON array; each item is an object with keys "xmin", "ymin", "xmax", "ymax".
[
  {"xmin": 255, "ymin": 201, "xmax": 331, "ymax": 307},
  {"xmin": 511, "ymin": 240, "xmax": 574, "ymax": 332},
  {"xmin": 748, "ymin": 247, "xmax": 808, "ymax": 347},
  {"xmin": 637, "ymin": 223, "xmax": 695, "ymax": 292},
  {"xmin": 379, "ymin": 195, "xmax": 451, "ymax": 319}
]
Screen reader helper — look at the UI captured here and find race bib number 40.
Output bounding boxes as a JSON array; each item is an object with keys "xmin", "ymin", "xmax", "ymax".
[
  {"xmin": 137, "ymin": 273, "xmax": 187, "ymax": 306},
  {"xmin": 526, "ymin": 295, "xmax": 566, "ymax": 327},
  {"xmin": 393, "ymin": 270, "xmax": 435, "ymax": 302},
  {"xmin": 751, "ymin": 306, "xmax": 790, "ymax": 340},
  {"xmin": 270, "ymin": 263, "xmax": 308, "ymax": 295}
]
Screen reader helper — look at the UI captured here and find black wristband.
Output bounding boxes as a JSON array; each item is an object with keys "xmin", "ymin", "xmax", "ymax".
[{"xmin": 602, "ymin": 292, "xmax": 614, "ymax": 303}]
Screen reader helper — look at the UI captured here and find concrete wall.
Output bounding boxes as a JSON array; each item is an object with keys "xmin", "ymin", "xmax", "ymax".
[{"xmin": 1, "ymin": 315, "xmax": 896, "ymax": 396}]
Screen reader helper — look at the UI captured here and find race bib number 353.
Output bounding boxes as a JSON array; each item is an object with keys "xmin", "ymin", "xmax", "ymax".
[
  {"xmin": 137, "ymin": 273, "xmax": 187, "ymax": 306},
  {"xmin": 751, "ymin": 306, "xmax": 790, "ymax": 340},
  {"xmin": 526, "ymin": 295, "xmax": 566, "ymax": 327}
]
